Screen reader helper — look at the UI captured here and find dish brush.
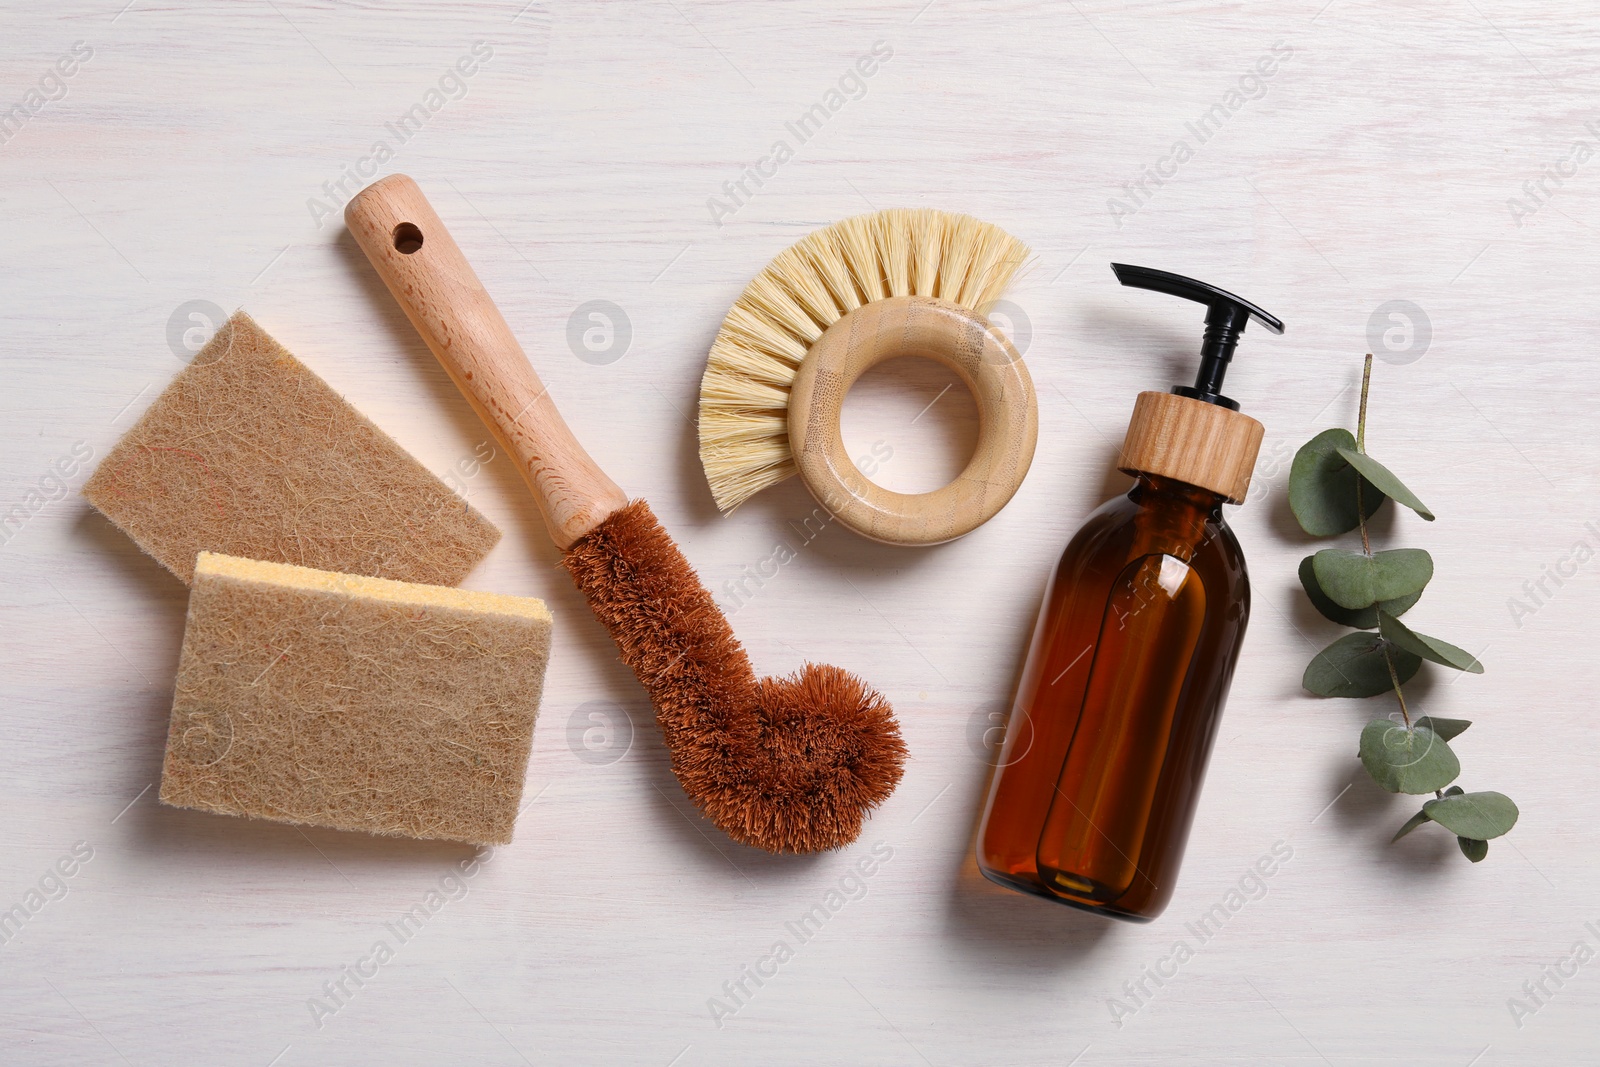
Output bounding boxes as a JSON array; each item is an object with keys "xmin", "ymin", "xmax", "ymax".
[
  {"xmin": 346, "ymin": 176, "xmax": 906, "ymax": 854},
  {"xmin": 698, "ymin": 209, "xmax": 1036, "ymax": 545}
]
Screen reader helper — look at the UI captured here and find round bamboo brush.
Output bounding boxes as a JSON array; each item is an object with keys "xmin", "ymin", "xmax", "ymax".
[
  {"xmin": 346, "ymin": 175, "xmax": 905, "ymax": 854},
  {"xmin": 699, "ymin": 209, "xmax": 1037, "ymax": 545}
]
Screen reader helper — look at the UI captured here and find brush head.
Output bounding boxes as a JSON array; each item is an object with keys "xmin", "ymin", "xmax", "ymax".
[
  {"xmin": 699, "ymin": 209, "xmax": 1030, "ymax": 512},
  {"xmin": 562, "ymin": 499, "xmax": 905, "ymax": 853}
]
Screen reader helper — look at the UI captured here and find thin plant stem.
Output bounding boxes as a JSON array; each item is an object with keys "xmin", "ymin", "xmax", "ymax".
[
  {"xmin": 1357, "ymin": 353, "xmax": 1372, "ymax": 453},
  {"xmin": 1355, "ymin": 354, "xmax": 1374, "ymax": 556},
  {"xmin": 1355, "ymin": 481, "xmax": 1372, "ymax": 556},
  {"xmin": 1381, "ymin": 645, "xmax": 1412, "ymax": 728},
  {"xmin": 1362, "ymin": 357, "xmax": 1412, "ymax": 730}
]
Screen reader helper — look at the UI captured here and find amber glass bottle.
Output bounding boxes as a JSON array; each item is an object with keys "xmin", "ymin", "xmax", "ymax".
[
  {"xmin": 977, "ymin": 264, "xmax": 1282, "ymax": 922},
  {"xmin": 977, "ymin": 473, "xmax": 1248, "ymax": 919}
]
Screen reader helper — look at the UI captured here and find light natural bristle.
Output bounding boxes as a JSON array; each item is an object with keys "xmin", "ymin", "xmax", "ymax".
[{"xmin": 698, "ymin": 209, "xmax": 1030, "ymax": 512}]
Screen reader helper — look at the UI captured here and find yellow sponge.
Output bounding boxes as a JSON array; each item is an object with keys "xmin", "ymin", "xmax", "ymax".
[
  {"xmin": 160, "ymin": 552, "xmax": 552, "ymax": 845},
  {"xmin": 84, "ymin": 311, "xmax": 500, "ymax": 586}
]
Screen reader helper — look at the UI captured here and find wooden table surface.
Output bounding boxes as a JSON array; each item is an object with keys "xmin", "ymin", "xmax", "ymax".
[{"xmin": 3, "ymin": 2, "xmax": 1595, "ymax": 1064}]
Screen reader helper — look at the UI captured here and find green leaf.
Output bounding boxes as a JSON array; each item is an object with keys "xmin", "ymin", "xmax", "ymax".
[
  {"xmin": 1298, "ymin": 556, "xmax": 1422, "ymax": 628},
  {"xmin": 1359, "ymin": 719, "xmax": 1461, "ymax": 794},
  {"xmin": 1458, "ymin": 837, "xmax": 1488, "ymax": 862},
  {"xmin": 1391, "ymin": 807, "xmax": 1431, "ymax": 842},
  {"xmin": 1414, "ymin": 717, "xmax": 1472, "ymax": 742},
  {"xmin": 1423, "ymin": 790, "xmax": 1519, "ymax": 840},
  {"xmin": 1377, "ymin": 612, "xmax": 1485, "ymax": 673},
  {"xmin": 1304, "ymin": 632, "xmax": 1422, "ymax": 698},
  {"xmin": 1313, "ymin": 548, "xmax": 1434, "ymax": 610},
  {"xmin": 1289, "ymin": 429, "xmax": 1385, "ymax": 536},
  {"xmin": 1334, "ymin": 448, "xmax": 1435, "ymax": 521}
]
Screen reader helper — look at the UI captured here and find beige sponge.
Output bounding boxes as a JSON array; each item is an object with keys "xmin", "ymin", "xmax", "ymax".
[
  {"xmin": 160, "ymin": 552, "xmax": 552, "ymax": 845},
  {"xmin": 84, "ymin": 311, "xmax": 500, "ymax": 585}
]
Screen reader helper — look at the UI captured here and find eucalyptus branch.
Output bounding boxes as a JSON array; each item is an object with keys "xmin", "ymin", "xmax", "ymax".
[{"xmin": 1286, "ymin": 355, "xmax": 1517, "ymax": 863}]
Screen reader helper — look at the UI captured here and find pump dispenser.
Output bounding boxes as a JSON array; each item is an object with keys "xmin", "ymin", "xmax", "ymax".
[{"xmin": 976, "ymin": 264, "xmax": 1282, "ymax": 921}]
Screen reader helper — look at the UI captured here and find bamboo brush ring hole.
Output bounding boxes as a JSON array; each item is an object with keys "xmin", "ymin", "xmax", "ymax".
[
  {"xmin": 843, "ymin": 355, "xmax": 976, "ymax": 493},
  {"xmin": 787, "ymin": 295, "xmax": 1038, "ymax": 546}
]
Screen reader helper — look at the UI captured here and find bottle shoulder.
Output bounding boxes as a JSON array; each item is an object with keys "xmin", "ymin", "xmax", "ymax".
[{"xmin": 1057, "ymin": 488, "xmax": 1248, "ymax": 593}]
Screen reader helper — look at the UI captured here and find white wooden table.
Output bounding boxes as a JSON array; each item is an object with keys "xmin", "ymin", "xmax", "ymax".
[{"xmin": 3, "ymin": 2, "xmax": 1595, "ymax": 1063}]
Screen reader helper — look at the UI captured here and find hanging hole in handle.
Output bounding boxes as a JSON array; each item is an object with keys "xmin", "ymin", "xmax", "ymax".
[{"xmin": 392, "ymin": 222, "xmax": 424, "ymax": 255}]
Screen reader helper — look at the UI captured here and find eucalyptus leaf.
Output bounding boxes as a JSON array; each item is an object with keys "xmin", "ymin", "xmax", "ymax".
[
  {"xmin": 1415, "ymin": 717, "xmax": 1472, "ymax": 742},
  {"xmin": 1359, "ymin": 719, "xmax": 1461, "ymax": 794},
  {"xmin": 1458, "ymin": 837, "xmax": 1488, "ymax": 862},
  {"xmin": 1334, "ymin": 448, "xmax": 1435, "ymax": 521},
  {"xmin": 1289, "ymin": 428, "xmax": 1385, "ymax": 536},
  {"xmin": 1313, "ymin": 548, "xmax": 1434, "ymax": 610},
  {"xmin": 1298, "ymin": 556, "xmax": 1422, "ymax": 628},
  {"xmin": 1304, "ymin": 632, "xmax": 1422, "ymax": 698},
  {"xmin": 1422, "ymin": 790, "xmax": 1519, "ymax": 839},
  {"xmin": 1391, "ymin": 808, "xmax": 1431, "ymax": 842},
  {"xmin": 1377, "ymin": 612, "xmax": 1484, "ymax": 674}
]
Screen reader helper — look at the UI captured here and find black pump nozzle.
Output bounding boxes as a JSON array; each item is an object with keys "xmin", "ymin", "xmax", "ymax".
[{"xmin": 1110, "ymin": 263, "xmax": 1284, "ymax": 411}]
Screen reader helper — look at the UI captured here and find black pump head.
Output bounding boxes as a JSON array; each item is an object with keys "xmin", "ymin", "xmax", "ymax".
[{"xmin": 1110, "ymin": 263, "xmax": 1284, "ymax": 411}]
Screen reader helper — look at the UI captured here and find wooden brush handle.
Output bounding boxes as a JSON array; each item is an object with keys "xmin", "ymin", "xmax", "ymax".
[{"xmin": 345, "ymin": 174, "xmax": 628, "ymax": 549}]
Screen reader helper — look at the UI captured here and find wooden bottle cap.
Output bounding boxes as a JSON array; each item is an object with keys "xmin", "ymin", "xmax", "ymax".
[{"xmin": 1117, "ymin": 391, "xmax": 1263, "ymax": 504}]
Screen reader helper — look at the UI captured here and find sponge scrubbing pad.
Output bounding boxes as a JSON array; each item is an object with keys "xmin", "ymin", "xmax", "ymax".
[
  {"xmin": 160, "ymin": 551, "xmax": 552, "ymax": 845},
  {"xmin": 84, "ymin": 311, "xmax": 500, "ymax": 586}
]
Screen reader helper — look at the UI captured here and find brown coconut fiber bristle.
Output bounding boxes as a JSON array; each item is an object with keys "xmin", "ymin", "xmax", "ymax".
[{"xmin": 562, "ymin": 500, "xmax": 905, "ymax": 853}]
